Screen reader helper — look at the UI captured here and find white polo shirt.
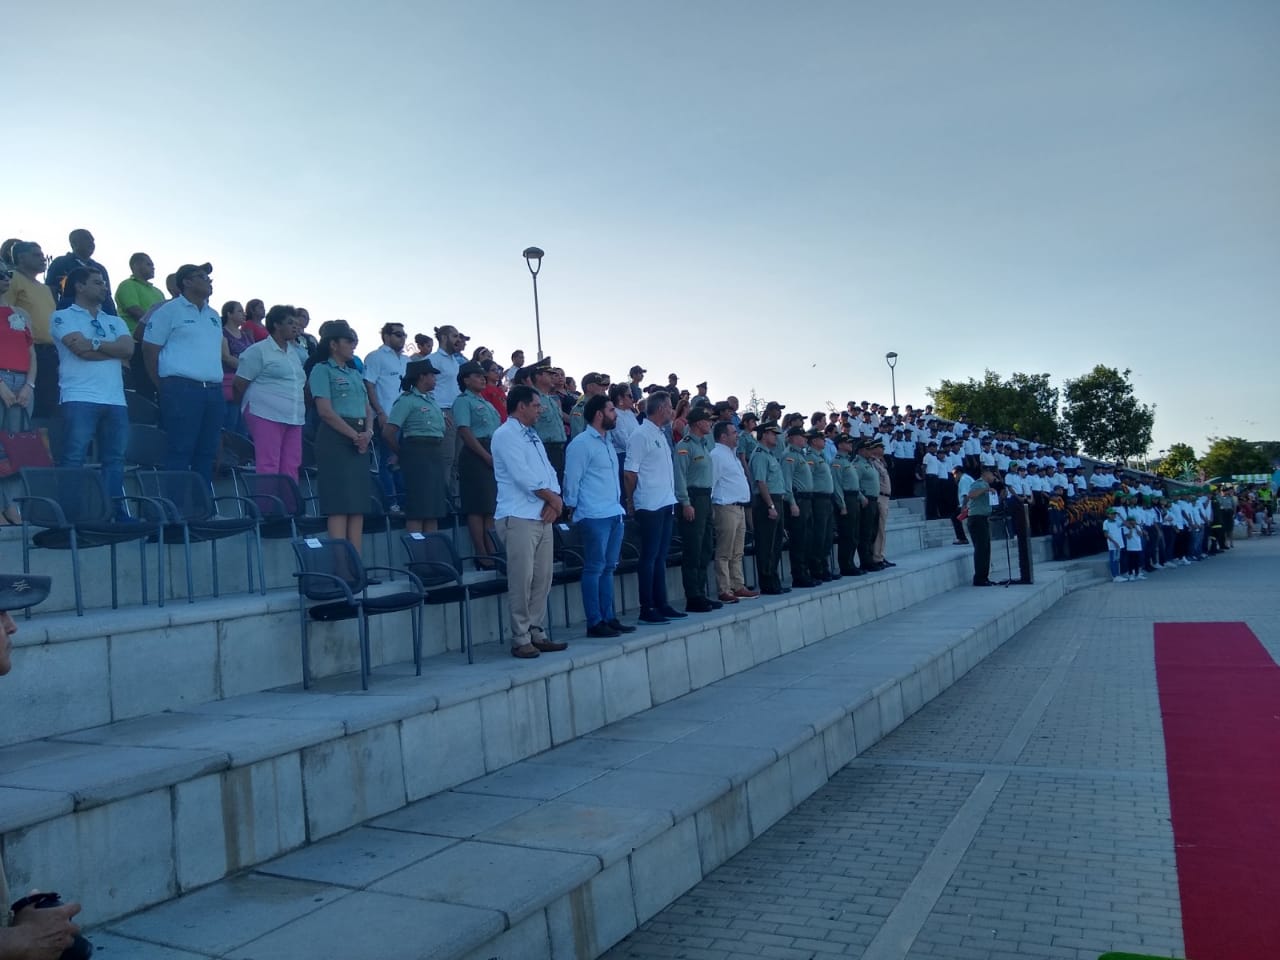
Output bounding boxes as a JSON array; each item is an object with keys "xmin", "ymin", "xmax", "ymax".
[
  {"xmin": 426, "ymin": 348, "xmax": 465, "ymax": 410},
  {"xmin": 52, "ymin": 305, "xmax": 128, "ymax": 406},
  {"xmin": 710, "ymin": 441, "xmax": 751, "ymax": 505},
  {"xmin": 143, "ymin": 295, "xmax": 223, "ymax": 381},
  {"xmin": 363, "ymin": 343, "xmax": 407, "ymax": 416},
  {"xmin": 624, "ymin": 419, "xmax": 676, "ymax": 511},
  {"xmin": 236, "ymin": 336, "xmax": 307, "ymax": 425}
]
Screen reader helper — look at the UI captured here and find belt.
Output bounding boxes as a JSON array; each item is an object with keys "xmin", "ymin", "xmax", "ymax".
[
  {"xmin": 163, "ymin": 375, "xmax": 220, "ymax": 389},
  {"xmin": 879, "ymin": 493, "xmax": 890, "ymax": 498},
  {"xmin": 688, "ymin": 486, "xmax": 711, "ymax": 494},
  {"xmin": 795, "ymin": 492, "xmax": 813, "ymax": 499}
]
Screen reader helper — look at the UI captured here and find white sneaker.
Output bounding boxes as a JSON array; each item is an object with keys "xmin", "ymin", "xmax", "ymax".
[
  {"xmin": 1154, "ymin": 563, "xmax": 1164, "ymax": 570},
  {"xmin": 1113, "ymin": 576, "xmax": 1127, "ymax": 583},
  {"xmin": 1127, "ymin": 575, "xmax": 1137, "ymax": 581},
  {"xmin": 1137, "ymin": 573, "xmax": 1148, "ymax": 580},
  {"xmin": 1182, "ymin": 558, "xmax": 1192, "ymax": 566}
]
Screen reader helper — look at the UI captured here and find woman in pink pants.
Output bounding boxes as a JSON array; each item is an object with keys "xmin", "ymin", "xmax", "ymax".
[{"xmin": 232, "ymin": 306, "xmax": 307, "ymax": 478}]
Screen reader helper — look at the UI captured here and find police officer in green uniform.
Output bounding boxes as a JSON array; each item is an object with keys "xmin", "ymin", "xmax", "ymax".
[
  {"xmin": 675, "ymin": 405, "xmax": 718, "ymax": 612},
  {"xmin": 855, "ymin": 439, "xmax": 883, "ymax": 571},
  {"xmin": 384, "ymin": 358, "xmax": 446, "ymax": 533},
  {"xmin": 750, "ymin": 420, "xmax": 787, "ymax": 594},
  {"xmin": 736, "ymin": 410, "xmax": 759, "ymax": 465},
  {"xmin": 832, "ymin": 434, "xmax": 865, "ymax": 576},
  {"xmin": 569, "ymin": 372, "xmax": 610, "ymax": 439},
  {"xmin": 530, "ymin": 359, "xmax": 567, "ymax": 483},
  {"xmin": 781, "ymin": 425, "xmax": 816, "ymax": 587},
  {"xmin": 807, "ymin": 430, "xmax": 837, "ymax": 581}
]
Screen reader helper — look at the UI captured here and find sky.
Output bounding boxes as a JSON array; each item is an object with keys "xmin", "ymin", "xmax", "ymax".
[{"xmin": 8, "ymin": 1, "xmax": 1278, "ymax": 457}]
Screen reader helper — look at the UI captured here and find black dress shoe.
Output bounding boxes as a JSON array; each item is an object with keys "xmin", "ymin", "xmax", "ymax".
[
  {"xmin": 707, "ymin": 599, "xmax": 723, "ymax": 610},
  {"xmin": 638, "ymin": 610, "xmax": 670, "ymax": 624},
  {"xmin": 685, "ymin": 598, "xmax": 714, "ymax": 613},
  {"xmin": 586, "ymin": 622, "xmax": 621, "ymax": 638},
  {"xmin": 791, "ymin": 578, "xmax": 817, "ymax": 588},
  {"xmin": 607, "ymin": 619, "xmax": 637, "ymax": 634},
  {"xmin": 762, "ymin": 587, "xmax": 786, "ymax": 595},
  {"xmin": 973, "ymin": 580, "xmax": 995, "ymax": 587},
  {"xmin": 659, "ymin": 606, "xmax": 689, "ymax": 619},
  {"xmin": 882, "ymin": 560, "xmax": 896, "ymax": 567}
]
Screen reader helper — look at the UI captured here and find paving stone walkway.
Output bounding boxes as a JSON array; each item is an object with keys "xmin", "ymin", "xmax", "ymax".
[{"xmin": 604, "ymin": 535, "xmax": 1280, "ymax": 960}]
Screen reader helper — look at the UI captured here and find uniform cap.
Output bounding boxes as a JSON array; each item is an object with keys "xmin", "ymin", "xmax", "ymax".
[
  {"xmin": 785, "ymin": 426, "xmax": 806, "ymax": 438},
  {"xmin": 404, "ymin": 358, "xmax": 440, "ymax": 381},
  {"xmin": 758, "ymin": 420, "xmax": 782, "ymax": 435}
]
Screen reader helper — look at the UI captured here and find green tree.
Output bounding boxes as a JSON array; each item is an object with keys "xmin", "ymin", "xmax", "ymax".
[
  {"xmin": 1199, "ymin": 436, "xmax": 1270, "ymax": 479},
  {"xmin": 926, "ymin": 370, "xmax": 1062, "ymax": 442},
  {"xmin": 1061, "ymin": 365, "xmax": 1154, "ymax": 461},
  {"xmin": 1154, "ymin": 442, "xmax": 1198, "ymax": 480}
]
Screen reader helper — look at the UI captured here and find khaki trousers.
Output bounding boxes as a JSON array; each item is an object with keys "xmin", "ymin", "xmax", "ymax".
[
  {"xmin": 873, "ymin": 495, "xmax": 890, "ymax": 562},
  {"xmin": 498, "ymin": 516, "xmax": 553, "ymax": 647},
  {"xmin": 712, "ymin": 503, "xmax": 747, "ymax": 595}
]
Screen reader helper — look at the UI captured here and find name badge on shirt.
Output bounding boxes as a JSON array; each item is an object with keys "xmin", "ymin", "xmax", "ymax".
[{"xmin": 8, "ymin": 313, "xmax": 26, "ymax": 331}]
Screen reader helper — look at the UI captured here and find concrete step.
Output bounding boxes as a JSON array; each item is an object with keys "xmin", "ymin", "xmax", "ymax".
[
  {"xmin": 0, "ymin": 537, "xmax": 1026, "ymax": 930},
  {"xmin": 87, "ymin": 568, "xmax": 1069, "ymax": 959}
]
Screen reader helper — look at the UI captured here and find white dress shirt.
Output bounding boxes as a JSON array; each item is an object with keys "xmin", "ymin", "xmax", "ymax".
[
  {"xmin": 624, "ymin": 419, "xmax": 676, "ymax": 511},
  {"xmin": 491, "ymin": 417, "xmax": 560, "ymax": 521},
  {"xmin": 363, "ymin": 343, "xmax": 407, "ymax": 416},
  {"xmin": 710, "ymin": 441, "xmax": 751, "ymax": 505}
]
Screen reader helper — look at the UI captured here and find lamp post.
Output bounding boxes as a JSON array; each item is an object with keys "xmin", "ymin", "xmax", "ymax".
[
  {"xmin": 884, "ymin": 351, "xmax": 898, "ymax": 408},
  {"xmin": 522, "ymin": 246, "xmax": 545, "ymax": 360}
]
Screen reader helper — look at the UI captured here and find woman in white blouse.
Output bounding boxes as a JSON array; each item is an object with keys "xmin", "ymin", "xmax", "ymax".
[{"xmin": 232, "ymin": 305, "xmax": 307, "ymax": 480}]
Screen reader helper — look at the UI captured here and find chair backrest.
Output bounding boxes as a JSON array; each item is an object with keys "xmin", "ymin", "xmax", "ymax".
[
  {"xmin": 221, "ymin": 431, "xmax": 256, "ymax": 471},
  {"xmin": 20, "ymin": 467, "xmax": 112, "ymax": 525},
  {"xmin": 400, "ymin": 532, "xmax": 463, "ymax": 588},
  {"xmin": 291, "ymin": 537, "xmax": 366, "ymax": 600},
  {"xmin": 125, "ymin": 389, "xmax": 160, "ymax": 426},
  {"xmin": 553, "ymin": 523, "xmax": 584, "ymax": 571},
  {"xmin": 135, "ymin": 470, "xmax": 214, "ymax": 522},
  {"xmin": 125, "ymin": 424, "xmax": 169, "ymax": 471},
  {"xmin": 238, "ymin": 470, "xmax": 307, "ymax": 520}
]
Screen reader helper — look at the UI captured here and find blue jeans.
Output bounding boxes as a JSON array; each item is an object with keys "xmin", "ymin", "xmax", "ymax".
[
  {"xmin": 160, "ymin": 378, "xmax": 226, "ymax": 485},
  {"xmin": 59, "ymin": 402, "xmax": 129, "ymax": 503},
  {"xmin": 577, "ymin": 514, "xmax": 622, "ymax": 625},
  {"xmin": 635, "ymin": 506, "xmax": 674, "ymax": 614},
  {"xmin": 374, "ymin": 430, "xmax": 405, "ymax": 507}
]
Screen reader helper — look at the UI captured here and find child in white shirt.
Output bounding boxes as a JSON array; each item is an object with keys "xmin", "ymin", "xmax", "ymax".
[
  {"xmin": 1103, "ymin": 510, "xmax": 1126, "ymax": 582},
  {"xmin": 1123, "ymin": 517, "xmax": 1146, "ymax": 580}
]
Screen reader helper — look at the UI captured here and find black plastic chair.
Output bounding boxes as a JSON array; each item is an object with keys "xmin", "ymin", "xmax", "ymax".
[
  {"xmin": 134, "ymin": 470, "xmax": 266, "ymax": 600},
  {"xmin": 363, "ymin": 485, "xmax": 406, "ymax": 567},
  {"xmin": 401, "ymin": 532, "xmax": 507, "ymax": 663},
  {"xmin": 125, "ymin": 389, "xmax": 160, "ymax": 426},
  {"xmin": 291, "ymin": 537, "xmax": 423, "ymax": 690},
  {"xmin": 125, "ymin": 424, "xmax": 169, "ymax": 471},
  {"xmin": 17, "ymin": 467, "xmax": 167, "ymax": 616},
  {"xmin": 220, "ymin": 430, "xmax": 256, "ymax": 473},
  {"xmin": 235, "ymin": 469, "xmax": 327, "ymax": 539},
  {"xmin": 616, "ymin": 520, "xmax": 643, "ymax": 613},
  {"xmin": 551, "ymin": 523, "xmax": 585, "ymax": 629}
]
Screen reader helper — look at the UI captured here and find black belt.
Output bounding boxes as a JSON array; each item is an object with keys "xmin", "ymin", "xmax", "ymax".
[
  {"xmin": 163, "ymin": 375, "xmax": 220, "ymax": 389},
  {"xmin": 688, "ymin": 486, "xmax": 711, "ymax": 494},
  {"xmin": 795, "ymin": 492, "xmax": 813, "ymax": 499}
]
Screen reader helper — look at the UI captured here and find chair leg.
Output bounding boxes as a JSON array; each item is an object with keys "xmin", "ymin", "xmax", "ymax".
[
  {"xmin": 497, "ymin": 594, "xmax": 504, "ymax": 644},
  {"xmin": 253, "ymin": 529, "xmax": 266, "ymax": 595},
  {"xmin": 299, "ymin": 601, "xmax": 311, "ymax": 689},
  {"xmin": 156, "ymin": 523, "xmax": 166, "ymax": 608},
  {"xmin": 71, "ymin": 530, "xmax": 84, "ymax": 617},
  {"xmin": 111, "ymin": 542, "xmax": 120, "ymax": 609},
  {"xmin": 358, "ymin": 612, "xmax": 370, "ymax": 690},
  {"xmin": 21, "ymin": 522, "xmax": 33, "ymax": 620},
  {"xmin": 413, "ymin": 601, "xmax": 423, "ymax": 676},
  {"xmin": 463, "ymin": 591, "xmax": 474, "ymax": 664},
  {"xmin": 207, "ymin": 535, "xmax": 217, "ymax": 599}
]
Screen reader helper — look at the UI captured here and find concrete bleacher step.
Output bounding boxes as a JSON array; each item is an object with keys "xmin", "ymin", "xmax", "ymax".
[
  {"xmin": 87, "ymin": 567, "xmax": 1069, "ymax": 960},
  {"xmin": 0, "ymin": 532, "xmax": 1023, "ymax": 929}
]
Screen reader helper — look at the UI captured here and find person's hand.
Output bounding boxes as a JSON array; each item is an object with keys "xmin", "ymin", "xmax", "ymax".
[
  {"xmin": 0, "ymin": 383, "xmax": 15, "ymax": 407},
  {"xmin": 682, "ymin": 504, "xmax": 694, "ymax": 522},
  {"xmin": 860, "ymin": 495, "xmax": 868, "ymax": 507},
  {"xmin": 840, "ymin": 508, "xmax": 847, "ymax": 516},
  {"xmin": 483, "ymin": 453, "xmax": 493, "ymax": 468},
  {"xmin": 10, "ymin": 898, "xmax": 81, "ymax": 959},
  {"xmin": 539, "ymin": 501, "xmax": 559, "ymax": 524},
  {"xmin": 789, "ymin": 503, "xmax": 799, "ymax": 518},
  {"xmin": 17, "ymin": 383, "xmax": 33, "ymax": 406}
]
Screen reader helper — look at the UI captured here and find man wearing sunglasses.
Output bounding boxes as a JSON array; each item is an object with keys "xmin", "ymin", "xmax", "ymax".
[
  {"xmin": 52, "ymin": 268, "xmax": 133, "ymax": 503},
  {"xmin": 0, "ymin": 574, "xmax": 84, "ymax": 959}
]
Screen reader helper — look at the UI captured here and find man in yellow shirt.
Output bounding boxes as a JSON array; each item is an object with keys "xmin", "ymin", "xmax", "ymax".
[{"xmin": 1, "ymin": 241, "xmax": 58, "ymax": 417}]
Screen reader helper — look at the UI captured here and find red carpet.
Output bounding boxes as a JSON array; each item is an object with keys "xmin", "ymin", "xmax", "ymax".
[{"xmin": 1154, "ymin": 622, "xmax": 1280, "ymax": 960}]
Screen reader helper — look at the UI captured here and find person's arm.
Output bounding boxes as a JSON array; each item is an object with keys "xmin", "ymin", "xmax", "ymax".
[
  {"xmin": 232, "ymin": 376, "xmax": 250, "ymax": 405},
  {"xmin": 363, "ymin": 379, "xmax": 384, "ymax": 421},
  {"xmin": 221, "ymin": 334, "xmax": 238, "ymax": 370},
  {"xmin": 561, "ymin": 438, "xmax": 584, "ymax": 513},
  {"xmin": 381, "ymin": 420, "xmax": 401, "ymax": 454},
  {"xmin": 457, "ymin": 425, "xmax": 491, "ymax": 465},
  {"xmin": 0, "ymin": 898, "xmax": 82, "ymax": 960},
  {"xmin": 622, "ymin": 471, "xmax": 638, "ymax": 516},
  {"xmin": 116, "ymin": 282, "xmax": 144, "ymax": 327},
  {"xmin": 142, "ymin": 341, "xmax": 162, "ymax": 385}
]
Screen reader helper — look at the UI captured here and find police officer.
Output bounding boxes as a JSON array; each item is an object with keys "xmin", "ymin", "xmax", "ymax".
[
  {"xmin": 569, "ymin": 372, "xmax": 610, "ymax": 438},
  {"xmin": 530, "ymin": 359, "xmax": 568, "ymax": 483},
  {"xmin": 736, "ymin": 410, "xmax": 759, "ymax": 468},
  {"xmin": 832, "ymin": 434, "xmax": 865, "ymax": 576},
  {"xmin": 674, "ymin": 405, "xmax": 717, "ymax": 612},
  {"xmin": 807, "ymin": 429, "xmax": 837, "ymax": 581},
  {"xmin": 854, "ymin": 438, "xmax": 882, "ymax": 572},
  {"xmin": 750, "ymin": 420, "xmax": 787, "ymax": 594},
  {"xmin": 781, "ymin": 425, "xmax": 816, "ymax": 587}
]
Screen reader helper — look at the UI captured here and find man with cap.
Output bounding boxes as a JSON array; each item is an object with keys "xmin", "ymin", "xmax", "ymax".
[
  {"xmin": 781, "ymin": 426, "xmax": 817, "ymax": 587},
  {"xmin": 854, "ymin": 437, "xmax": 882, "ymax": 571},
  {"xmin": 832, "ymin": 434, "xmax": 865, "ymax": 576},
  {"xmin": 749, "ymin": 421, "xmax": 788, "ymax": 594},
  {"xmin": 866, "ymin": 438, "xmax": 895, "ymax": 567},
  {"xmin": 522, "ymin": 359, "xmax": 568, "ymax": 485},
  {"xmin": 143, "ymin": 262, "xmax": 227, "ymax": 483},
  {"xmin": 964, "ymin": 468, "xmax": 997, "ymax": 586},
  {"xmin": 627, "ymin": 364, "xmax": 646, "ymax": 403},
  {"xmin": 569, "ymin": 372, "xmax": 611, "ymax": 439},
  {"xmin": 807, "ymin": 430, "xmax": 838, "ymax": 580},
  {"xmin": 0, "ymin": 573, "xmax": 87, "ymax": 960},
  {"xmin": 427, "ymin": 325, "xmax": 469, "ymax": 499},
  {"xmin": 674, "ymin": 405, "xmax": 718, "ymax": 612},
  {"xmin": 736, "ymin": 410, "xmax": 760, "ymax": 465}
]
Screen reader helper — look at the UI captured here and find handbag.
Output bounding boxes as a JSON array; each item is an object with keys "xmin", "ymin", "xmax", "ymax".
[{"xmin": 0, "ymin": 409, "xmax": 55, "ymax": 478}]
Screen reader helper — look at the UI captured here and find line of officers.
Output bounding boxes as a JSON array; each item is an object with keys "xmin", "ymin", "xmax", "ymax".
[{"xmin": 673, "ymin": 412, "xmax": 895, "ymax": 599}]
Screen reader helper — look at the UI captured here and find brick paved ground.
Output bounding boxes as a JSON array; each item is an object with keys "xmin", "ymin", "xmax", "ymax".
[{"xmin": 604, "ymin": 534, "xmax": 1280, "ymax": 960}]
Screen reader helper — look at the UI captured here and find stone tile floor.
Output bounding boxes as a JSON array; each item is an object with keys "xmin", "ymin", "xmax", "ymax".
[{"xmin": 603, "ymin": 535, "xmax": 1279, "ymax": 960}]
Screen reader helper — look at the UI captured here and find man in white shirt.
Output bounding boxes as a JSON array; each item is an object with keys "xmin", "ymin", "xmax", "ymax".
[
  {"xmin": 491, "ymin": 384, "xmax": 566, "ymax": 659},
  {"xmin": 52, "ymin": 267, "xmax": 133, "ymax": 501},
  {"xmin": 503, "ymin": 349, "xmax": 525, "ymax": 387},
  {"xmin": 364, "ymin": 322, "xmax": 409, "ymax": 509},
  {"xmin": 624, "ymin": 391, "xmax": 684, "ymax": 625},
  {"xmin": 607, "ymin": 383, "xmax": 639, "ymax": 467},
  {"xmin": 921, "ymin": 441, "xmax": 943, "ymax": 519},
  {"xmin": 142, "ymin": 262, "xmax": 225, "ymax": 483},
  {"xmin": 710, "ymin": 420, "xmax": 757, "ymax": 603},
  {"xmin": 427, "ymin": 324, "xmax": 469, "ymax": 499}
]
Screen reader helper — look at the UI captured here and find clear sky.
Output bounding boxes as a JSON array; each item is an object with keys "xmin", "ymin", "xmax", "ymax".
[{"xmin": 9, "ymin": 1, "xmax": 1277, "ymax": 456}]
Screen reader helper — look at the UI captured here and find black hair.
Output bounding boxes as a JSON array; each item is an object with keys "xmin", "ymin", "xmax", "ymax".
[
  {"xmin": 128, "ymin": 252, "xmax": 151, "ymax": 269},
  {"xmin": 584, "ymin": 393, "xmax": 610, "ymax": 426},
  {"xmin": 220, "ymin": 301, "xmax": 243, "ymax": 324},
  {"xmin": 712, "ymin": 421, "xmax": 735, "ymax": 443},
  {"xmin": 65, "ymin": 266, "xmax": 102, "ymax": 301},
  {"xmin": 507, "ymin": 384, "xmax": 537, "ymax": 415},
  {"xmin": 264, "ymin": 304, "xmax": 296, "ymax": 333},
  {"xmin": 608, "ymin": 383, "xmax": 629, "ymax": 404},
  {"xmin": 380, "ymin": 321, "xmax": 404, "ymax": 337}
]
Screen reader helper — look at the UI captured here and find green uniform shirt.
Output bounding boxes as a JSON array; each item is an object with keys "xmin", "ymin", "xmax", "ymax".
[
  {"xmin": 114, "ymin": 277, "xmax": 165, "ymax": 333},
  {"xmin": 751, "ymin": 447, "xmax": 785, "ymax": 496},
  {"xmin": 736, "ymin": 430, "xmax": 758, "ymax": 462},
  {"xmin": 968, "ymin": 480, "xmax": 992, "ymax": 517},
  {"xmin": 809, "ymin": 450, "xmax": 834, "ymax": 494},
  {"xmin": 569, "ymin": 397, "xmax": 587, "ymax": 438},
  {"xmin": 673, "ymin": 431, "xmax": 714, "ymax": 504},
  {"xmin": 855, "ymin": 455, "xmax": 880, "ymax": 497},
  {"xmin": 388, "ymin": 388, "xmax": 445, "ymax": 438},
  {"xmin": 534, "ymin": 388, "xmax": 565, "ymax": 444},
  {"xmin": 309, "ymin": 358, "xmax": 369, "ymax": 419},
  {"xmin": 782, "ymin": 442, "xmax": 813, "ymax": 495},
  {"xmin": 452, "ymin": 390, "xmax": 501, "ymax": 440}
]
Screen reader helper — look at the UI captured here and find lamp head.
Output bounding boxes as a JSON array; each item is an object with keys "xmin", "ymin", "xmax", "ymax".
[{"xmin": 523, "ymin": 246, "xmax": 544, "ymax": 277}]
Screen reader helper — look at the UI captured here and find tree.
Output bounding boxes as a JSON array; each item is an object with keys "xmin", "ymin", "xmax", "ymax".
[
  {"xmin": 1061, "ymin": 366, "xmax": 1154, "ymax": 461},
  {"xmin": 1199, "ymin": 436, "xmax": 1270, "ymax": 479},
  {"xmin": 927, "ymin": 370, "xmax": 1062, "ymax": 442},
  {"xmin": 1154, "ymin": 442, "xmax": 1198, "ymax": 480}
]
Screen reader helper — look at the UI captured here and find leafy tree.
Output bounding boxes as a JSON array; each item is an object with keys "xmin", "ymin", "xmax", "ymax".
[
  {"xmin": 1154, "ymin": 442, "xmax": 1198, "ymax": 480},
  {"xmin": 927, "ymin": 370, "xmax": 1062, "ymax": 443},
  {"xmin": 1061, "ymin": 366, "xmax": 1154, "ymax": 461},
  {"xmin": 1199, "ymin": 436, "xmax": 1270, "ymax": 479}
]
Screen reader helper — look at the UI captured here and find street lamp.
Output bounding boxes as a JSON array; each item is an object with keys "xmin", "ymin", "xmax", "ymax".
[
  {"xmin": 884, "ymin": 351, "xmax": 898, "ymax": 408},
  {"xmin": 522, "ymin": 246, "xmax": 545, "ymax": 360}
]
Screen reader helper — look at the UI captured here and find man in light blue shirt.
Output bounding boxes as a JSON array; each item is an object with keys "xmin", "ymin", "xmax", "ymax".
[
  {"xmin": 564, "ymin": 394, "xmax": 631, "ymax": 638},
  {"xmin": 426, "ymin": 324, "xmax": 468, "ymax": 499}
]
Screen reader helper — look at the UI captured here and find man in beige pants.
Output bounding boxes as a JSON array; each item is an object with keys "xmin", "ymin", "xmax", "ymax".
[
  {"xmin": 490, "ymin": 385, "xmax": 568, "ymax": 659},
  {"xmin": 867, "ymin": 439, "xmax": 897, "ymax": 568},
  {"xmin": 709, "ymin": 421, "xmax": 759, "ymax": 602}
]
